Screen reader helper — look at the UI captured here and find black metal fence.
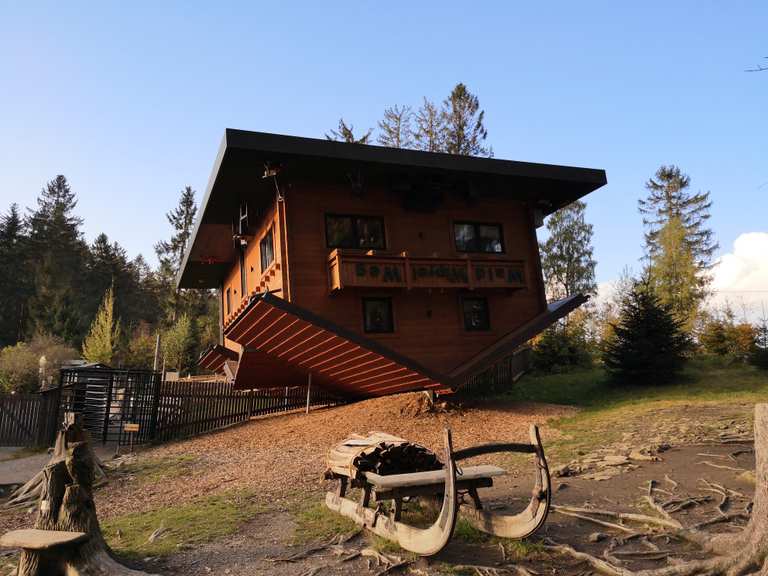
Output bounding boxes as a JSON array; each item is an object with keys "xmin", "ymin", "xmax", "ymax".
[{"xmin": 0, "ymin": 367, "xmax": 344, "ymax": 448}]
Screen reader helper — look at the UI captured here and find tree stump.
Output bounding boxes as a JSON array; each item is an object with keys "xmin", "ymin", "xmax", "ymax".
[
  {"xmin": 7, "ymin": 414, "xmax": 156, "ymax": 576},
  {"xmin": 4, "ymin": 413, "xmax": 106, "ymax": 511}
]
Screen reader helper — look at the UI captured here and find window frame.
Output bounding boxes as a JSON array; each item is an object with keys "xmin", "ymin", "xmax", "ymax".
[
  {"xmin": 362, "ymin": 296, "xmax": 395, "ymax": 334},
  {"xmin": 325, "ymin": 213, "xmax": 387, "ymax": 250},
  {"xmin": 239, "ymin": 248, "xmax": 247, "ymax": 297},
  {"xmin": 460, "ymin": 295, "xmax": 491, "ymax": 332},
  {"xmin": 225, "ymin": 287, "xmax": 231, "ymax": 316},
  {"xmin": 260, "ymin": 226, "xmax": 275, "ymax": 273},
  {"xmin": 453, "ymin": 221, "xmax": 505, "ymax": 254}
]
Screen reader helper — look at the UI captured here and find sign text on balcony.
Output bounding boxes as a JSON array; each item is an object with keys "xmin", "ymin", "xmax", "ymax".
[{"xmin": 328, "ymin": 250, "xmax": 526, "ymax": 291}]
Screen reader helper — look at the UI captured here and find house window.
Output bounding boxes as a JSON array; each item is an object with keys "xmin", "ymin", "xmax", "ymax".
[
  {"xmin": 461, "ymin": 296, "xmax": 490, "ymax": 331},
  {"xmin": 362, "ymin": 297, "xmax": 394, "ymax": 333},
  {"xmin": 260, "ymin": 227, "xmax": 274, "ymax": 272},
  {"xmin": 326, "ymin": 214, "xmax": 385, "ymax": 250},
  {"xmin": 454, "ymin": 222, "xmax": 504, "ymax": 253},
  {"xmin": 225, "ymin": 287, "xmax": 231, "ymax": 316}
]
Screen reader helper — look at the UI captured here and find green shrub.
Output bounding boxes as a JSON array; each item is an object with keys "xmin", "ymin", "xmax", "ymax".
[
  {"xmin": 602, "ymin": 281, "xmax": 690, "ymax": 384},
  {"xmin": 0, "ymin": 333, "xmax": 78, "ymax": 393},
  {"xmin": 751, "ymin": 317, "xmax": 768, "ymax": 370},
  {"xmin": 698, "ymin": 309, "xmax": 756, "ymax": 363},
  {"xmin": 532, "ymin": 324, "xmax": 592, "ymax": 373}
]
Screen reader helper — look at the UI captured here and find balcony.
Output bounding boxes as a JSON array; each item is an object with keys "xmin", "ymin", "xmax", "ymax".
[{"xmin": 327, "ymin": 249, "xmax": 526, "ymax": 292}]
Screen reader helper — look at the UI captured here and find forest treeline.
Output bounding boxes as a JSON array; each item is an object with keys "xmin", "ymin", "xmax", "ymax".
[
  {"xmin": 0, "ymin": 178, "xmax": 217, "ymax": 391},
  {"xmin": 1, "ymin": 83, "xmax": 766, "ymax": 393}
]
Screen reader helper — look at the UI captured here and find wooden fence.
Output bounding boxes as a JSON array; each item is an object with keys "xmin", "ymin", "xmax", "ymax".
[
  {"xmin": 152, "ymin": 381, "xmax": 340, "ymax": 443},
  {"xmin": 0, "ymin": 368, "xmax": 345, "ymax": 448},
  {"xmin": 0, "ymin": 393, "xmax": 59, "ymax": 447}
]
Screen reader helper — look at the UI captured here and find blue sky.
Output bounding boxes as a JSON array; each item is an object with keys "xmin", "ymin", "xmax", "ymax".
[{"xmin": 1, "ymin": 2, "xmax": 766, "ymax": 292}]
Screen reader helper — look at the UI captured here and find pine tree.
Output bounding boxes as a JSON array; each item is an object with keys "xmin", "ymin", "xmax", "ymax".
[
  {"xmin": 0, "ymin": 204, "xmax": 29, "ymax": 346},
  {"xmin": 377, "ymin": 105, "xmax": 413, "ymax": 148},
  {"xmin": 639, "ymin": 166, "xmax": 717, "ymax": 267},
  {"xmin": 154, "ymin": 186, "xmax": 198, "ymax": 321},
  {"xmin": 325, "ymin": 118, "xmax": 372, "ymax": 144},
  {"xmin": 154, "ymin": 186, "xmax": 197, "ymax": 275},
  {"xmin": 648, "ymin": 217, "xmax": 701, "ymax": 329},
  {"xmin": 413, "ymin": 98, "xmax": 446, "ymax": 152},
  {"xmin": 441, "ymin": 83, "xmax": 490, "ymax": 157},
  {"xmin": 603, "ymin": 280, "xmax": 690, "ymax": 384},
  {"xmin": 26, "ymin": 176, "xmax": 89, "ymax": 343},
  {"xmin": 539, "ymin": 200, "xmax": 597, "ymax": 300},
  {"xmin": 82, "ymin": 286, "xmax": 121, "ymax": 365}
]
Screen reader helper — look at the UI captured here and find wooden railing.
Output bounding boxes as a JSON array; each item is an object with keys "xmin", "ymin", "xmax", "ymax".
[{"xmin": 328, "ymin": 249, "xmax": 526, "ymax": 292}]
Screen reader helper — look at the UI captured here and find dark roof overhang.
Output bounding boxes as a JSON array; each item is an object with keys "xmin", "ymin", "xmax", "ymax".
[{"xmin": 178, "ymin": 129, "xmax": 607, "ymax": 289}]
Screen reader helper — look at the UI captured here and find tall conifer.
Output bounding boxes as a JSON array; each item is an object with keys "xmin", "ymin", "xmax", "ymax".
[
  {"xmin": 325, "ymin": 119, "xmax": 372, "ymax": 144},
  {"xmin": 377, "ymin": 105, "xmax": 413, "ymax": 148},
  {"xmin": 539, "ymin": 200, "xmax": 597, "ymax": 300},
  {"xmin": 0, "ymin": 204, "xmax": 29, "ymax": 345},
  {"xmin": 441, "ymin": 83, "xmax": 490, "ymax": 157},
  {"xmin": 26, "ymin": 176, "xmax": 88, "ymax": 343}
]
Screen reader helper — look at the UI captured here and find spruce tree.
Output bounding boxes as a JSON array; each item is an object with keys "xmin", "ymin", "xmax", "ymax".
[
  {"xmin": 441, "ymin": 83, "xmax": 490, "ymax": 157},
  {"xmin": 82, "ymin": 286, "xmax": 121, "ymax": 365},
  {"xmin": 26, "ymin": 176, "xmax": 89, "ymax": 343},
  {"xmin": 325, "ymin": 118, "xmax": 372, "ymax": 144},
  {"xmin": 603, "ymin": 280, "xmax": 690, "ymax": 384},
  {"xmin": 377, "ymin": 105, "xmax": 413, "ymax": 148},
  {"xmin": 639, "ymin": 165, "xmax": 717, "ymax": 267},
  {"xmin": 154, "ymin": 186, "xmax": 198, "ymax": 321},
  {"xmin": 413, "ymin": 98, "xmax": 446, "ymax": 152},
  {"xmin": 0, "ymin": 204, "xmax": 29, "ymax": 346},
  {"xmin": 539, "ymin": 200, "xmax": 597, "ymax": 299}
]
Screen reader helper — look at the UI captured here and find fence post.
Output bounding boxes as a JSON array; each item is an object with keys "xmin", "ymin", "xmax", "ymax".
[
  {"xmin": 102, "ymin": 372, "xmax": 114, "ymax": 445},
  {"xmin": 148, "ymin": 371, "xmax": 161, "ymax": 442},
  {"xmin": 305, "ymin": 373, "xmax": 312, "ymax": 414}
]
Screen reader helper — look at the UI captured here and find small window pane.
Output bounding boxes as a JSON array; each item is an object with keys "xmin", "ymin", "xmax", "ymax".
[
  {"xmin": 326, "ymin": 216, "xmax": 355, "ymax": 248},
  {"xmin": 260, "ymin": 228, "xmax": 274, "ymax": 272},
  {"xmin": 355, "ymin": 217, "xmax": 385, "ymax": 249},
  {"xmin": 462, "ymin": 297, "xmax": 490, "ymax": 331},
  {"xmin": 454, "ymin": 222, "xmax": 504, "ymax": 253},
  {"xmin": 326, "ymin": 214, "xmax": 385, "ymax": 249},
  {"xmin": 477, "ymin": 224, "xmax": 503, "ymax": 253},
  {"xmin": 454, "ymin": 223, "xmax": 476, "ymax": 252},
  {"xmin": 363, "ymin": 298, "xmax": 394, "ymax": 333}
]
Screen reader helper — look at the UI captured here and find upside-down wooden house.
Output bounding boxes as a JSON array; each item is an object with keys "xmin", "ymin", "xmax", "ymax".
[{"xmin": 178, "ymin": 130, "xmax": 606, "ymax": 398}]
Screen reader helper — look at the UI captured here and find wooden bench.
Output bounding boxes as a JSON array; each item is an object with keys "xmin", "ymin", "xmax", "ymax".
[
  {"xmin": 0, "ymin": 529, "xmax": 88, "ymax": 551},
  {"xmin": 364, "ymin": 464, "xmax": 506, "ymax": 500}
]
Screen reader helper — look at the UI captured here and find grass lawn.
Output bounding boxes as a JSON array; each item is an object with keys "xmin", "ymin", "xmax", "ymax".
[
  {"xmin": 510, "ymin": 359, "xmax": 768, "ymax": 410},
  {"xmin": 507, "ymin": 359, "xmax": 768, "ymax": 462},
  {"xmin": 103, "ymin": 489, "xmax": 262, "ymax": 559}
]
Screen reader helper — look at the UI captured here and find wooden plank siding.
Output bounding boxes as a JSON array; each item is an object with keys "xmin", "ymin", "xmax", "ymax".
[{"xmin": 284, "ymin": 176, "xmax": 546, "ymax": 376}]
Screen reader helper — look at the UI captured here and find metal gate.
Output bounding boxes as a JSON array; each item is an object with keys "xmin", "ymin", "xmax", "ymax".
[{"xmin": 59, "ymin": 367, "xmax": 160, "ymax": 445}]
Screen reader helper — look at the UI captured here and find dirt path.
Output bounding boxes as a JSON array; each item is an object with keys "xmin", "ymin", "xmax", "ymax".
[{"xmin": 0, "ymin": 393, "xmax": 763, "ymax": 575}]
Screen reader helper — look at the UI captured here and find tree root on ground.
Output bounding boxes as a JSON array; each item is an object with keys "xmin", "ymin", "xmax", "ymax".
[{"xmin": 546, "ymin": 403, "xmax": 768, "ymax": 576}]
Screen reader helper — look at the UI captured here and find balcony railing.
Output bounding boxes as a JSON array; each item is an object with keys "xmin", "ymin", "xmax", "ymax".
[{"xmin": 327, "ymin": 249, "xmax": 526, "ymax": 292}]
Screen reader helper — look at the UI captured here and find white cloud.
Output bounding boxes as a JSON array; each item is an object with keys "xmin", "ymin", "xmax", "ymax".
[{"xmin": 708, "ymin": 232, "xmax": 768, "ymax": 321}]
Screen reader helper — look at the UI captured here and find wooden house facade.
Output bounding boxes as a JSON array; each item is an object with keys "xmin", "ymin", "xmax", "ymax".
[{"xmin": 178, "ymin": 130, "xmax": 606, "ymax": 397}]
